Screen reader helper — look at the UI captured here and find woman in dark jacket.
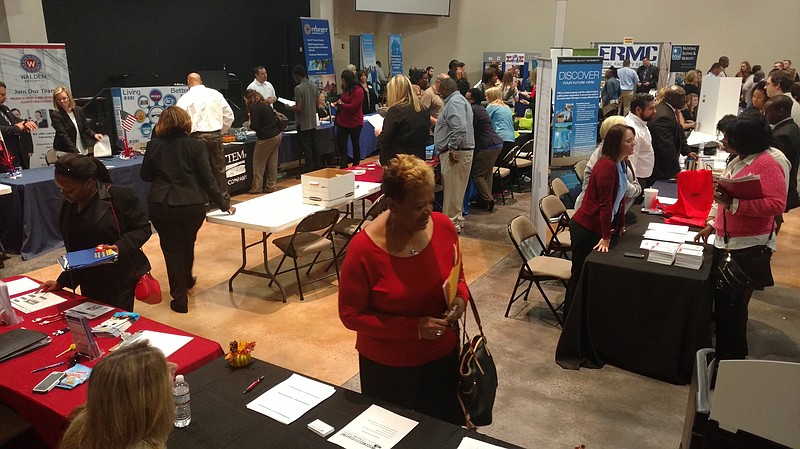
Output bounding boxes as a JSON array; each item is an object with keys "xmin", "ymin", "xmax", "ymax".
[
  {"xmin": 51, "ymin": 86, "xmax": 102, "ymax": 155},
  {"xmin": 359, "ymin": 70, "xmax": 379, "ymax": 115},
  {"xmin": 334, "ymin": 70, "xmax": 365, "ymax": 168},
  {"xmin": 40, "ymin": 154, "xmax": 151, "ymax": 311},
  {"xmin": 140, "ymin": 106, "xmax": 235, "ymax": 313},
  {"xmin": 465, "ymin": 88, "xmax": 503, "ymax": 211},
  {"xmin": 244, "ymin": 89, "xmax": 283, "ymax": 193},
  {"xmin": 376, "ymin": 74, "xmax": 431, "ymax": 165}
]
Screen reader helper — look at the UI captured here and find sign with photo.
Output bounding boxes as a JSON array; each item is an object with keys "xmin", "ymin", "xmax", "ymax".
[{"xmin": 552, "ymin": 57, "xmax": 603, "ymax": 160}]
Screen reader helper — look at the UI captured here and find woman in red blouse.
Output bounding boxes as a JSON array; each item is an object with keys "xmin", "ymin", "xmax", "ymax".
[
  {"xmin": 339, "ymin": 154, "xmax": 468, "ymax": 425},
  {"xmin": 565, "ymin": 124, "xmax": 635, "ymax": 315},
  {"xmin": 333, "ymin": 70, "xmax": 364, "ymax": 168}
]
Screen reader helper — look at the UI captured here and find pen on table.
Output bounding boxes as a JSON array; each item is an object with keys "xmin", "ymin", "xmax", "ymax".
[
  {"xmin": 31, "ymin": 361, "xmax": 66, "ymax": 374},
  {"xmin": 243, "ymin": 375, "xmax": 265, "ymax": 394}
]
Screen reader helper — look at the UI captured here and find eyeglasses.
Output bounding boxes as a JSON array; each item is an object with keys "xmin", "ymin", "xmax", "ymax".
[{"xmin": 56, "ymin": 97, "xmax": 70, "ymax": 103}]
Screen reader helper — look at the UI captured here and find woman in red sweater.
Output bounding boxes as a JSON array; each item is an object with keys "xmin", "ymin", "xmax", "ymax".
[
  {"xmin": 695, "ymin": 113, "xmax": 786, "ymax": 359},
  {"xmin": 334, "ymin": 70, "xmax": 364, "ymax": 168},
  {"xmin": 565, "ymin": 124, "xmax": 635, "ymax": 315},
  {"xmin": 338, "ymin": 154, "xmax": 468, "ymax": 425}
]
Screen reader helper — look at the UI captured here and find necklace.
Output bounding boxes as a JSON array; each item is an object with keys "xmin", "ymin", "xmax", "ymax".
[{"xmin": 409, "ymin": 248, "xmax": 418, "ymax": 256}]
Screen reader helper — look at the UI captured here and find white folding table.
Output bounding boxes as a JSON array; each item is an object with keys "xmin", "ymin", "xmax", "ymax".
[{"xmin": 206, "ymin": 182, "xmax": 381, "ymax": 302}]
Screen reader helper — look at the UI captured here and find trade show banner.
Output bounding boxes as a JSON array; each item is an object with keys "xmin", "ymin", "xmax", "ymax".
[
  {"xmin": 551, "ymin": 57, "xmax": 603, "ymax": 163},
  {"xmin": 0, "ymin": 43, "xmax": 71, "ymax": 168},
  {"xmin": 111, "ymin": 86, "xmax": 187, "ymax": 147},
  {"xmin": 597, "ymin": 43, "xmax": 660, "ymax": 68},
  {"xmin": 533, "ymin": 58, "xmax": 553, "ymax": 243},
  {"xmin": 389, "ymin": 34, "xmax": 403, "ymax": 77},
  {"xmin": 300, "ymin": 17, "xmax": 336, "ymax": 92},
  {"xmin": 670, "ymin": 45, "xmax": 700, "ymax": 73},
  {"xmin": 361, "ymin": 33, "xmax": 377, "ymax": 84}
]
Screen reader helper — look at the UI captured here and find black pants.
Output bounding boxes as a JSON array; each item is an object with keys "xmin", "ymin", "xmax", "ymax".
[
  {"xmin": 336, "ymin": 125, "xmax": 362, "ymax": 168},
  {"xmin": 712, "ymin": 248, "xmax": 755, "ymax": 360},
  {"xmin": 297, "ymin": 128, "xmax": 320, "ymax": 172},
  {"xmin": 192, "ymin": 132, "xmax": 229, "ymax": 206},
  {"xmin": 149, "ymin": 202, "xmax": 206, "ymax": 302},
  {"xmin": 564, "ymin": 218, "xmax": 602, "ymax": 316},
  {"xmin": 359, "ymin": 348, "xmax": 464, "ymax": 426}
]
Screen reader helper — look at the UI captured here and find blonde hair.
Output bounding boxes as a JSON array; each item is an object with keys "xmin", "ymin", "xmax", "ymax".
[
  {"xmin": 654, "ymin": 87, "xmax": 667, "ymax": 104},
  {"xmin": 683, "ymin": 70, "xmax": 698, "ymax": 85},
  {"xmin": 59, "ymin": 342, "xmax": 174, "ymax": 449},
  {"xmin": 154, "ymin": 106, "xmax": 192, "ymax": 137},
  {"xmin": 52, "ymin": 86, "xmax": 76, "ymax": 111},
  {"xmin": 599, "ymin": 115, "xmax": 627, "ymax": 140},
  {"xmin": 386, "ymin": 74, "xmax": 422, "ymax": 112},
  {"xmin": 485, "ymin": 86, "xmax": 505, "ymax": 106},
  {"xmin": 382, "ymin": 154, "xmax": 434, "ymax": 202}
]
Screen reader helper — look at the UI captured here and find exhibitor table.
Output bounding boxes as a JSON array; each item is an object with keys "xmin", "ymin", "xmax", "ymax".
[
  {"xmin": 555, "ymin": 213, "xmax": 714, "ymax": 384},
  {"xmin": 206, "ymin": 182, "xmax": 382, "ymax": 302},
  {"xmin": 167, "ymin": 356, "xmax": 523, "ymax": 449},
  {"xmin": 0, "ymin": 276, "xmax": 224, "ymax": 448},
  {"xmin": 0, "ymin": 156, "xmax": 149, "ymax": 260}
]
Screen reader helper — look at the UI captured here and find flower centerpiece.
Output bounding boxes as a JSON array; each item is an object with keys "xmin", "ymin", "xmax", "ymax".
[{"xmin": 225, "ymin": 339, "xmax": 256, "ymax": 368}]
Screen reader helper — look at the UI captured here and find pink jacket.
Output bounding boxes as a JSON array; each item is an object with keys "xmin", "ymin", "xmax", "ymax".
[{"xmin": 713, "ymin": 152, "xmax": 786, "ymax": 238}]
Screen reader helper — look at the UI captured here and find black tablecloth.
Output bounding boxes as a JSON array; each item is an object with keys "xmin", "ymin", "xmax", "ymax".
[
  {"xmin": 0, "ymin": 157, "xmax": 148, "ymax": 260},
  {"xmin": 555, "ymin": 213, "xmax": 714, "ymax": 384},
  {"xmin": 168, "ymin": 357, "xmax": 522, "ymax": 449}
]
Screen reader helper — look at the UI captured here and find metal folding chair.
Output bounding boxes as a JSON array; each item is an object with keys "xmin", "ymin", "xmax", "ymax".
[
  {"xmin": 539, "ymin": 194, "xmax": 572, "ymax": 258},
  {"xmin": 326, "ymin": 195, "xmax": 386, "ymax": 270}
]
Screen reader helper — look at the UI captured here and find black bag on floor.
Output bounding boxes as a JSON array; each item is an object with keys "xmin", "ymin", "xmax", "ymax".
[{"xmin": 457, "ymin": 292, "xmax": 497, "ymax": 429}]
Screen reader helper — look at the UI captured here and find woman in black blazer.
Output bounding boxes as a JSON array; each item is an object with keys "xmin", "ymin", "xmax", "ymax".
[
  {"xmin": 376, "ymin": 74, "xmax": 431, "ymax": 165},
  {"xmin": 140, "ymin": 106, "xmax": 235, "ymax": 313},
  {"xmin": 51, "ymin": 86, "xmax": 102, "ymax": 155},
  {"xmin": 40, "ymin": 154, "xmax": 152, "ymax": 311}
]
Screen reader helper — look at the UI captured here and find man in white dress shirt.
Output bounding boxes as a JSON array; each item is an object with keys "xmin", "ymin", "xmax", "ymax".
[
  {"xmin": 176, "ymin": 72, "xmax": 234, "ymax": 206},
  {"xmin": 625, "ymin": 93, "xmax": 657, "ymax": 187},
  {"xmin": 617, "ymin": 59, "xmax": 639, "ymax": 116},
  {"xmin": 246, "ymin": 66, "xmax": 276, "ymax": 106}
]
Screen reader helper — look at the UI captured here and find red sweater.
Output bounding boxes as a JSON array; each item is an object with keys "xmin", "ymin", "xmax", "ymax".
[
  {"xmin": 338, "ymin": 212, "xmax": 469, "ymax": 367},
  {"xmin": 572, "ymin": 157, "xmax": 625, "ymax": 239},
  {"xmin": 336, "ymin": 87, "xmax": 364, "ymax": 129}
]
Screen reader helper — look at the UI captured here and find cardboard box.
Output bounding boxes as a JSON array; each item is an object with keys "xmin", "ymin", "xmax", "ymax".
[{"xmin": 301, "ymin": 169, "xmax": 355, "ymax": 207}]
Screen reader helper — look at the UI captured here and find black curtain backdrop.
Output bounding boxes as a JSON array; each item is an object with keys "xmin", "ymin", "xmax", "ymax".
[{"xmin": 42, "ymin": 0, "xmax": 309, "ymax": 100}]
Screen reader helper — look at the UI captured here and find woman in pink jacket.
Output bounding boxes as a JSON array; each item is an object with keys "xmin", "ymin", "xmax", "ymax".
[{"xmin": 696, "ymin": 113, "xmax": 786, "ymax": 359}]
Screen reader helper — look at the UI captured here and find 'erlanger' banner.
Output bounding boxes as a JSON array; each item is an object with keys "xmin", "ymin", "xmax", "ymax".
[
  {"xmin": 361, "ymin": 33, "xmax": 377, "ymax": 85},
  {"xmin": 597, "ymin": 43, "xmax": 660, "ymax": 68},
  {"xmin": 552, "ymin": 57, "xmax": 603, "ymax": 160},
  {"xmin": 300, "ymin": 17, "xmax": 336, "ymax": 92},
  {"xmin": 389, "ymin": 34, "xmax": 403, "ymax": 77},
  {"xmin": 0, "ymin": 43, "xmax": 71, "ymax": 168}
]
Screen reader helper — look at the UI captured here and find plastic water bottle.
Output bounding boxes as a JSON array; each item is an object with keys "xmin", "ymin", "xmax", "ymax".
[{"xmin": 173, "ymin": 375, "xmax": 191, "ymax": 427}]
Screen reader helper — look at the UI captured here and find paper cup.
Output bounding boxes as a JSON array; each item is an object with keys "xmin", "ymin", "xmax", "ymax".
[{"xmin": 643, "ymin": 188, "xmax": 658, "ymax": 209}]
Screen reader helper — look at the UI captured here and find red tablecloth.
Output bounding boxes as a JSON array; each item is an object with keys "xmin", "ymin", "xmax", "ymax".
[{"xmin": 0, "ymin": 276, "xmax": 224, "ymax": 448}]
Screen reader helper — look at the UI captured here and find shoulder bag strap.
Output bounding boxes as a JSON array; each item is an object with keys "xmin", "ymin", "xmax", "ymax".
[{"xmin": 466, "ymin": 289, "xmax": 486, "ymax": 338}]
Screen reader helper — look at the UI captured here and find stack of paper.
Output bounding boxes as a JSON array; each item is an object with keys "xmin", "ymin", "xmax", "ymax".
[
  {"xmin": 647, "ymin": 241, "xmax": 680, "ymax": 265},
  {"xmin": 675, "ymin": 244, "xmax": 705, "ymax": 270}
]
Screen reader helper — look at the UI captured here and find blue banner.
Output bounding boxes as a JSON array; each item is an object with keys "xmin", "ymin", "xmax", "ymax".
[
  {"xmin": 389, "ymin": 34, "xmax": 403, "ymax": 77},
  {"xmin": 361, "ymin": 33, "xmax": 377, "ymax": 84},
  {"xmin": 300, "ymin": 18, "xmax": 334, "ymax": 75},
  {"xmin": 552, "ymin": 57, "xmax": 603, "ymax": 160}
]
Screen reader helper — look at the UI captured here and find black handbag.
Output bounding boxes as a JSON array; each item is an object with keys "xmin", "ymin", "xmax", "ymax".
[
  {"xmin": 274, "ymin": 110, "xmax": 289, "ymax": 130},
  {"xmin": 715, "ymin": 211, "xmax": 774, "ymax": 291},
  {"xmin": 457, "ymin": 291, "xmax": 497, "ymax": 429}
]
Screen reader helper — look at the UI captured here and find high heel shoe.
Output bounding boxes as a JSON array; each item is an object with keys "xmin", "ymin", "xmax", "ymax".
[{"xmin": 170, "ymin": 298, "xmax": 188, "ymax": 313}]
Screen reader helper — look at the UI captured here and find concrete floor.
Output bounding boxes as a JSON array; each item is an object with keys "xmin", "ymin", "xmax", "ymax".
[{"xmin": 2, "ymin": 171, "xmax": 799, "ymax": 449}]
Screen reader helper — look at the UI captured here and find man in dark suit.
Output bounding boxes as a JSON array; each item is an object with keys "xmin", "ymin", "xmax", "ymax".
[
  {"xmin": 0, "ymin": 81, "xmax": 37, "ymax": 170},
  {"xmin": 765, "ymin": 95, "xmax": 800, "ymax": 212},
  {"xmin": 636, "ymin": 57, "xmax": 659, "ymax": 93},
  {"xmin": 646, "ymin": 85, "xmax": 697, "ymax": 185},
  {"xmin": 34, "ymin": 110, "xmax": 48, "ymax": 128}
]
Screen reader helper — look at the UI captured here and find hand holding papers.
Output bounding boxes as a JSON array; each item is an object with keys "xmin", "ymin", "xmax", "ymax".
[
  {"xmin": 278, "ymin": 97, "xmax": 296, "ymax": 108},
  {"xmin": 328, "ymin": 404, "xmax": 418, "ymax": 449},
  {"xmin": 246, "ymin": 373, "xmax": 335, "ymax": 424}
]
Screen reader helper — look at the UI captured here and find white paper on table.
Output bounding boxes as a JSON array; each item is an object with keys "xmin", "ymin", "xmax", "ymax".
[
  {"xmin": 456, "ymin": 436, "xmax": 510, "ymax": 449},
  {"xmin": 11, "ymin": 292, "xmax": 66, "ymax": 313},
  {"xmin": 640, "ymin": 239, "xmax": 659, "ymax": 250},
  {"xmin": 65, "ymin": 302, "xmax": 115, "ymax": 320},
  {"xmin": 656, "ymin": 196, "xmax": 677, "ymax": 205},
  {"xmin": 647, "ymin": 223, "xmax": 689, "ymax": 234},
  {"xmin": 246, "ymin": 373, "xmax": 335, "ymax": 425},
  {"xmin": 5, "ymin": 277, "xmax": 40, "ymax": 297},
  {"xmin": 126, "ymin": 330, "xmax": 193, "ymax": 358},
  {"xmin": 642, "ymin": 229, "xmax": 688, "ymax": 244},
  {"xmin": 365, "ymin": 114, "xmax": 384, "ymax": 131},
  {"xmin": 328, "ymin": 404, "xmax": 418, "ymax": 449},
  {"xmin": 278, "ymin": 97, "xmax": 296, "ymax": 107}
]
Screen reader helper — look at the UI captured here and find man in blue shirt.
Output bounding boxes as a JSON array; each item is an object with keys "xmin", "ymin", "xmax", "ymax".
[{"xmin": 617, "ymin": 59, "xmax": 639, "ymax": 116}]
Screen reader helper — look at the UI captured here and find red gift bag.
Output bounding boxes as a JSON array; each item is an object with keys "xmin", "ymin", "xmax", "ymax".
[{"xmin": 663, "ymin": 169, "xmax": 714, "ymax": 223}]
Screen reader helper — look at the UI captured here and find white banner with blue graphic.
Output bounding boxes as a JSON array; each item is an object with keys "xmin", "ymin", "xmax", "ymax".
[
  {"xmin": 552, "ymin": 57, "xmax": 603, "ymax": 161},
  {"xmin": 300, "ymin": 17, "xmax": 335, "ymax": 93},
  {"xmin": 0, "ymin": 43, "xmax": 71, "ymax": 168},
  {"xmin": 597, "ymin": 43, "xmax": 660, "ymax": 68},
  {"xmin": 389, "ymin": 34, "xmax": 403, "ymax": 77},
  {"xmin": 110, "ymin": 86, "xmax": 188, "ymax": 147},
  {"xmin": 361, "ymin": 33, "xmax": 377, "ymax": 85}
]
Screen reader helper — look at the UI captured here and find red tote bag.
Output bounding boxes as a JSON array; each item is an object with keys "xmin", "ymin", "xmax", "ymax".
[{"xmin": 662, "ymin": 169, "xmax": 714, "ymax": 226}]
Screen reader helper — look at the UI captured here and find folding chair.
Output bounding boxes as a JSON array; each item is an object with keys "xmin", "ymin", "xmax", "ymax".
[
  {"xmin": 539, "ymin": 194, "xmax": 572, "ymax": 258},
  {"xmin": 512, "ymin": 142, "xmax": 533, "ymax": 191},
  {"xmin": 574, "ymin": 159, "xmax": 589, "ymax": 184},
  {"xmin": 326, "ymin": 194, "xmax": 386, "ymax": 270},
  {"xmin": 493, "ymin": 148, "xmax": 517, "ymax": 205},
  {"xmin": 270, "ymin": 209, "xmax": 341, "ymax": 301},
  {"xmin": 550, "ymin": 177, "xmax": 576, "ymax": 217},
  {"xmin": 506, "ymin": 215, "xmax": 571, "ymax": 325},
  {"xmin": 45, "ymin": 149, "xmax": 58, "ymax": 166}
]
